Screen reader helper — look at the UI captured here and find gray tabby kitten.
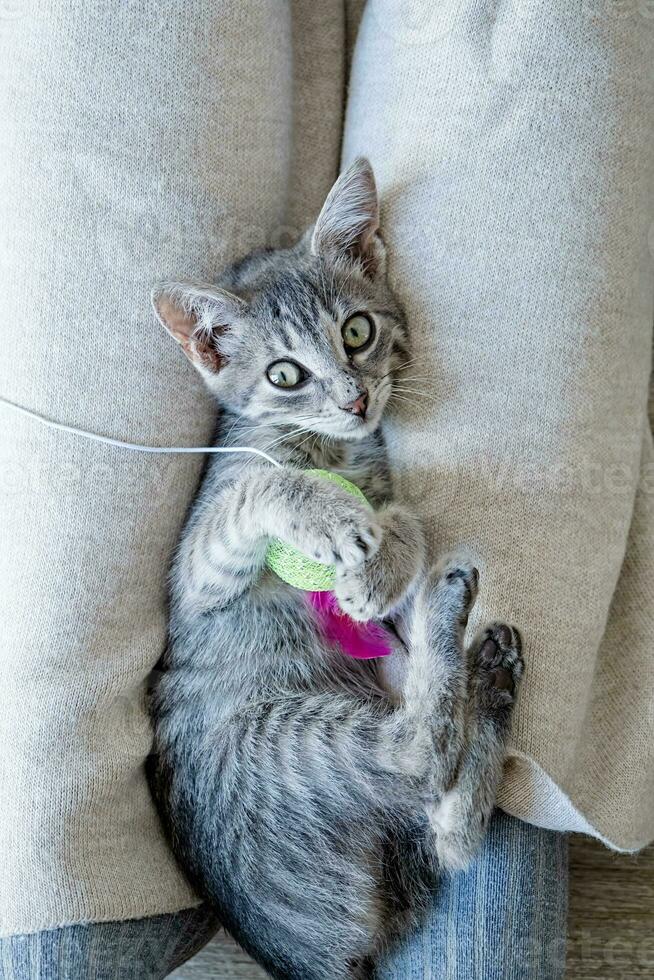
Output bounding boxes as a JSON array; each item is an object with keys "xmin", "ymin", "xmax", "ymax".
[{"xmin": 148, "ymin": 158, "xmax": 523, "ymax": 980}]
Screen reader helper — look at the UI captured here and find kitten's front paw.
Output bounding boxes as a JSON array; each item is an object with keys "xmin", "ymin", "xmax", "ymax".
[
  {"xmin": 334, "ymin": 565, "xmax": 383, "ymax": 622},
  {"xmin": 300, "ymin": 490, "xmax": 382, "ymax": 570},
  {"xmin": 334, "ymin": 507, "xmax": 425, "ymax": 621},
  {"xmin": 334, "ymin": 554, "xmax": 415, "ymax": 622}
]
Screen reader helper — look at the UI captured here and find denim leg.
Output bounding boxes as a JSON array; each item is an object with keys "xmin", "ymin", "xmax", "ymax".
[
  {"xmin": 1, "ymin": 815, "xmax": 567, "ymax": 979},
  {"xmin": 378, "ymin": 810, "xmax": 568, "ymax": 980},
  {"xmin": 0, "ymin": 905, "xmax": 219, "ymax": 980}
]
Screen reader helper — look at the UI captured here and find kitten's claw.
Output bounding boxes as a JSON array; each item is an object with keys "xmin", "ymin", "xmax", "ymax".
[{"xmin": 330, "ymin": 516, "xmax": 382, "ymax": 569}]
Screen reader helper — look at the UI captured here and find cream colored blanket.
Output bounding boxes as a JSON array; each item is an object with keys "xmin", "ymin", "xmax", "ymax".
[{"xmin": 0, "ymin": 0, "xmax": 652, "ymax": 938}]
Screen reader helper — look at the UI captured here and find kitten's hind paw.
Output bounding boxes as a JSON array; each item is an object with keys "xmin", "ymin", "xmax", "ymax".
[
  {"xmin": 474, "ymin": 622, "xmax": 524, "ymax": 702},
  {"xmin": 429, "ymin": 554, "xmax": 479, "ymax": 625}
]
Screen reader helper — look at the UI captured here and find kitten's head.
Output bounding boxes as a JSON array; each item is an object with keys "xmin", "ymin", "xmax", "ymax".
[{"xmin": 153, "ymin": 158, "xmax": 407, "ymax": 441}]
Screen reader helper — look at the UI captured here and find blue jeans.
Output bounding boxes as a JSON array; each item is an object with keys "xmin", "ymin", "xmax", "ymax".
[{"xmin": 0, "ymin": 812, "xmax": 568, "ymax": 979}]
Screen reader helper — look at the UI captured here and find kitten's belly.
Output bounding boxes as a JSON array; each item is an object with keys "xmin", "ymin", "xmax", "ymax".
[{"xmin": 377, "ymin": 647, "xmax": 409, "ymax": 701}]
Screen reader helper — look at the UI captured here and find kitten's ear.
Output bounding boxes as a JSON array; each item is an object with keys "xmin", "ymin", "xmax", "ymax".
[
  {"xmin": 311, "ymin": 157, "xmax": 385, "ymax": 277},
  {"xmin": 151, "ymin": 280, "xmax": 246, "ymax": 373}
]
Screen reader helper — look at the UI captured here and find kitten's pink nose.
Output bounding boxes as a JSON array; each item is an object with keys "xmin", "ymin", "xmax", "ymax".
[{"xmin": 342, "ymin": 391, "xmax": 369, "ymax": 419}]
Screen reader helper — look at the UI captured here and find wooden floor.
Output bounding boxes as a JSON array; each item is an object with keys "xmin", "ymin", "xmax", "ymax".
[
  {"xmin": 567, "ymin": 836, "xmax": 654, "ymax": 979},
  {"xmin": 173, "ymin": 836, "xmax": 654, "ymax": 979}
]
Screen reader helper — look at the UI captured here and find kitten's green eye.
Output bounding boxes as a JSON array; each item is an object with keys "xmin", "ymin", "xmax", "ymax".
[
  {"xmin": 342, "ymin": 314, "xmax": 374, "ymax": 352},
  {"xmin": 266, "ymin": 360, "xmax": 304, "ymax": 388}
]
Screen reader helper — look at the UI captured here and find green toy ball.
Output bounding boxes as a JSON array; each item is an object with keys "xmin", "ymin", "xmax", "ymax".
[{"xmin": 266, "ymin": 469, "xmax": 368, "ymax": 591}]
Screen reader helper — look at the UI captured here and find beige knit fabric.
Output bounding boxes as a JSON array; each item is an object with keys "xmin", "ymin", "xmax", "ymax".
[
  {"xmin": 0, "ymin": 0, "xmax": 344, "ymax": 937},
  {"xmin": 1, "ymin": 0, "xmax": 653, "ymax": 946},
  {"xmin": 344, "ymin": 0, "xmax": 654, "ymax": 852}
]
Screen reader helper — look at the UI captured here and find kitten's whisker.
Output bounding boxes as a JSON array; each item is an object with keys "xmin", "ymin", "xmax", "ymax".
[
  {"xmin": 393, "ymin": 355, "xmax": 424, "ymax": 369},
  {"xmin": 393, "ymin": 385, "xmax": 431, "ymax": 398},
  {"xmin": 389, "ymin": 393, "xmax": 421, "ymax": 406},
  {"xmin": 377, "ymin": 366, "xmax": 425, "ymax": 383},
  {"xmin": 391, "ymin": 382, "xmax": 433, "ymax": 393},
  {"xmin": 259, "ymin": 427, "xmax": 314, "ymax": 454},
  {"xmin": 293, "ymin": 431, "xmax": 321, "ymax": 456},
  {"xmin": 377, "ymin": 366, "xmax": 435, "ymax": 386},
  {"xmin": 394, "ymin": 354, "xmax": 422, "ymax": 367},
  {"xmin": 264, "ymin": 425, "xmax": 315, "ymax": 448}
]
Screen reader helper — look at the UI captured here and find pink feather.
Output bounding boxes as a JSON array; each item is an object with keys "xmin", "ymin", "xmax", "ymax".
[{"xmin": 307, "ymin": 591, "xmax": 393, "ymax": 659}]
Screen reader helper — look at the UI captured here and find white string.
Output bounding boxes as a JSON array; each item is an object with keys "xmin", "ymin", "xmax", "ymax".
[{"xmin": 0, "ymin": 397, "xmax": 283, "ymax": 468}]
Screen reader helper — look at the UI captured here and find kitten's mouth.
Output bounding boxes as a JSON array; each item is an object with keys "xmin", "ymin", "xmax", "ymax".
[
  {"xmin": 308, "ymin": 390, "xmax": 388, "ymax": 441},
  {"xmin": 339, "ymin": 404, "xmax": 383, "ymax": 440}
]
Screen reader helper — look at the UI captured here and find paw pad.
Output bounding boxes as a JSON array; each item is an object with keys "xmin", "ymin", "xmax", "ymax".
[{"xmin": 475, "ymin": 622, "xmax": 524, "ymax": 696}]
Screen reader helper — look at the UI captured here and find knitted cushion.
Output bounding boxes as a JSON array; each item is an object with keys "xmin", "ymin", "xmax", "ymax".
[
  {"xmin": 344, "ymin": 0, "xmax": 654, "ymax": 851},
  {"xmin": 0, "ymin": 0, "xmax": 345, "ymax": 936}
]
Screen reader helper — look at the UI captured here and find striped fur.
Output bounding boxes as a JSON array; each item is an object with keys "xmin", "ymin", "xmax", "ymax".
[{"xmin": 147, "ymin": 160, "xmax": 523, "ymax": 979}]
